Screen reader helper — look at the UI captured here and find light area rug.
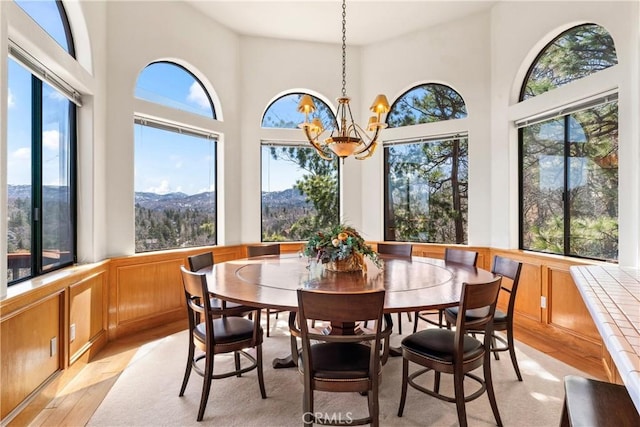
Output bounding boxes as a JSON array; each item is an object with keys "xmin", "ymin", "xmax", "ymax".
[{"xmin": 88, "ymin": 318, "xmax": 587, "ymax": 427}]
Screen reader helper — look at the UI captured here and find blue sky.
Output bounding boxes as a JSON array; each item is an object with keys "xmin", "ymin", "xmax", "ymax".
[
  {"xmin": 134, "ymin": 63, "xmax": 309, "ymax": 195},
  {"xmin": 7, "ymin": 3, "xmax": 316, "ymax": 195},
  {"xmin": 7, "ymin": 59, "xmax": 71, "ymax": 187}
]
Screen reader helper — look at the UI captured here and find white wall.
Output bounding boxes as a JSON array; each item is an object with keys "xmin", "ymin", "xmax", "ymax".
[
  {"xmin": 239, "ymin": 36, "xmax": 362, "ymax": 242},
  {"xmin": 104, "ymin": 1, "xmax": 241, "ymax": 255},
  {"xmin": 360, "ymin": 10, "xmax": 492, "ymax": 243},
  {"xmin": 489, "ymin": 1, "xmax": 639, "ymax": 266}
]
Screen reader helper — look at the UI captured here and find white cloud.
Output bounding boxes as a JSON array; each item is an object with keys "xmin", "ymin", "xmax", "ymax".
[
  {"xmin": 8, "ymin": 88, "xmax": 15, "ymax": 108},
  {"xmin": 13, "ymin": 147, "xmax": 31, "ymax": 160},
  {"xmin": 187, "ymin": 82, "xmax": 210, "ymax": 110},
  {"xmin": 196, "ymin": 184, "xmax": 216, "ymax": 194},
  {"xmin": 146, "ymin": 179, "xmax": 172, "ymax": 195},
  {"xmin": 43, "ymin": 130, "xmax": 61, "ymax": 151},
  {"xmin": 48, "ymin": 90, "xmax": 66, "ymax": 102}
]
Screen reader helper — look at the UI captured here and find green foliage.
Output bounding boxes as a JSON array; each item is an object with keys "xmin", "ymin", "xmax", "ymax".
[
  {"xmin": 387, "ymin": 84, "xmax": 467, "ymax": 128},
  {"xmin": 303, "ymin": 224, "xmax": 381, "ymax": 267},
  {"xmin": 386, "ymin": 138, "xmax": 468, "ymax": 244},
  {"xmin": 521, "ymin": 102, "xmax": 618, "ymax": 261},
  {"xmin": 522, "ymin": 24, "xmax": 617, "ymax": 99},
  {"xmin": 262, "ymin": 146, "xmax": 339, "ymax": 241},
  {"xmin": 135, "ymin": 204, "xmax": 215, "ymax": 252}
]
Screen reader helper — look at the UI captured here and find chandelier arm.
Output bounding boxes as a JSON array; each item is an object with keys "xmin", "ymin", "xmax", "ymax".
[
  {"xmin": 351, "ymin": 123, "xmax": 379, "ymax": 155},
  {"xmin": 354, "ymin": 128, "xmax": 380, "ymax": 160},
  {"xmin": 355, "ymin": 142, "xmax": 378, "ymax": 160},
  {"xmin": 302, "ymin": 125, "xmax": 334, "ymax": 160}
]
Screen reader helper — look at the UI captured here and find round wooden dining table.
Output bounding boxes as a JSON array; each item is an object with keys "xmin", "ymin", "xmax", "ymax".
[{"xmin": 200, "ymin": 253, "xmax": 496, "ymax": 367}]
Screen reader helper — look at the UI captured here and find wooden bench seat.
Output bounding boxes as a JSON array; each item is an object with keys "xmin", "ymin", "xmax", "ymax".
[{"xmin": 560, "ymin": 375, "xmax": 639, "ymax": 427}]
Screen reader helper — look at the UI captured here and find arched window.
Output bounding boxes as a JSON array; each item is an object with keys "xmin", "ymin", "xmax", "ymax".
[
  {"xmin": 260, "ymin": 93, "xmax": 339, "ymax": 241},
  {"xmin": 135, "ymin": 61, "xmax": 215, "ymax": 119},
  {"xmin": 261, "ymin": 92, "xmax": 335, "ymax": 129},
  {"xmin": 518, "ymin": 24, "xmax": 618, "ymax": 261},
  {"xmin": 7, "ymin": 0, "xmax": 79, "ymax": 284},
  {"xmin": 15, "ymin": 0, "xmax": 75, "ymax": 56},
  {"xmin": 520, "ymin": 24, "xmax": 617, "ymax": 100},
  {"xmin": 383, "ymin": 84, "xmax": 468, "ymax": 244},
  {"xmin": 134, "ymin": 62, "xmax": 218, "ymax": 252},
  {"xmin": 387, "ymin": 83, "xmax": 467, "ymax": 127}
]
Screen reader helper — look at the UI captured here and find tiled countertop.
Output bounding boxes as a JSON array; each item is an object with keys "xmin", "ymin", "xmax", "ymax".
[{"xmin": 570, "ymin": 265, "xmax": 640, "ymax": 413}]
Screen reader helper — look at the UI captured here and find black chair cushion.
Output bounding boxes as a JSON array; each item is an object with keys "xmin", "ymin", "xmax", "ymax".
[
  {"xmin": 194, "ymin": 317, "xmax": 257, "ymax": 344},
  {"xmin": 298, "ymin": 342, "xmax": 372, "ymax": 379},
  {"xmin": 445, "ymin": 307, "xmax": 507, "ymax": 324},
  {"xmin": 401, "ymin": 329, "xmax": 483, "ymax": 363}
]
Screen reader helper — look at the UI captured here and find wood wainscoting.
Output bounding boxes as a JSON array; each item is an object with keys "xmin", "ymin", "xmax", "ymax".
[
  {"xmin": 0, "ymin": 243, "xmax": 606, "ymax": 424},
  {"xmin": 0, "ymin": 262, "xmax": 109, "ymax": 422}
]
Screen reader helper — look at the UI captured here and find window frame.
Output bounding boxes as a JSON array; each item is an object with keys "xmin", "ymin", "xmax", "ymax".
[
  {"xmin": 133, "ymin": 117, "xmax": 219, "ymax": 252},
  {"xmin": 518, "ymin": 100, "xmax": 618, "ymax": 262},
  {"xmin": 517, "ymin": 23, "xmax": 619, "ymax": 262},
  {"xmin": 259, "ymin": 140, "xmax": 341, "ymax": 242},
  {"xmin": 383, "ymin": 133, "xmax": 469, "ymax": 244},
  {"xmin": 6, "ymin": 1, "xmax": 78, "ymax": 286}
]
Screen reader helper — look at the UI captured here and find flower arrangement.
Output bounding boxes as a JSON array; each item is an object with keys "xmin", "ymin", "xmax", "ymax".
[{"xmin": 303, "ymin": 224, "xmax": 382, "ymax": 271}]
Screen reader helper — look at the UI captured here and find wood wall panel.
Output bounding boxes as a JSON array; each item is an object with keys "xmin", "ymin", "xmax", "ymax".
[
  {"xmin": 548, "ymin": 267, "xmax": 601, "ymax": 342},
  {"xmin": 69, "ymin": 272, "xmax": 106, "ymax": 362},
  {"xmin": 107, "ymin": 246, "xmax": 244, "ymax": 338},
  {"xmin": 115, "ymin": 259, "xmax": 184, "ymax": 324},
  {"xmin": 513, "ymin": 261, "xmax": 542, "ymax": 321},
  {"xmin": 1, "ymin": 293, "xmax": 62, "ymax": 419}
]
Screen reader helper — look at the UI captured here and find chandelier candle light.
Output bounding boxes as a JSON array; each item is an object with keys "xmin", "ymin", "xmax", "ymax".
[{"xmin": 298, "ymin": 0, "xmax": 390, "ymax": 161}]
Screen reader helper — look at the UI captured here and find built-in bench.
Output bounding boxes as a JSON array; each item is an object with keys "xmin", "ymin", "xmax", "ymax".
[{"xmin": 561, "ymin": 375, "xmax": 639, "ymax": 427}]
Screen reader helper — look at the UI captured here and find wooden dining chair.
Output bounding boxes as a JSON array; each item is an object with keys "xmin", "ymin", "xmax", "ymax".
[
  {"xmin": 246, "ymin": 244, "xmax": 283, "ymax": 337},
  {"xmin": 444, "ymin": 255, "xmax": 524, "ymax": 380},
  {"xmin": 178, "ymin": 266, "xmax": 266, "ymax": 421},
  {"xmin": 295, "ymin": 288, "xmax": 386, "ymax": 427},
  {"xmin": 187, "ymin": 252, "xmax": 254, "ymax": 316},
  {"xmin": 398, "ymin": 276, "xmax": 503, "ymax": 427},
  {"xmin": 377, "ymin": 243, "xmax": 413, "ymax": 334},
  {"xmin": 413, "ymin": 248, "xmax": 479, "ymax": 332}
]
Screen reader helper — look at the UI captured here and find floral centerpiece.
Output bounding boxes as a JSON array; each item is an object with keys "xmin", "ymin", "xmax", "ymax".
[{"xmin": 303, "ymin": 224, "xmax": 382, "ymax": 272}]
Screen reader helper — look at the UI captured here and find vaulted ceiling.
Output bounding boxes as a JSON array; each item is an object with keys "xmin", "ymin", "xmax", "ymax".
[{"xmin": 185, "ymin": 1, "xmax": 497, "ymax": 46}]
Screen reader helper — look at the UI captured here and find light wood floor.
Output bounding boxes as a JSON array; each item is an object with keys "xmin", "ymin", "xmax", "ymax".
[{"xmin": 15, "ymin": 317, "xmax": 606, "ymax": 427}]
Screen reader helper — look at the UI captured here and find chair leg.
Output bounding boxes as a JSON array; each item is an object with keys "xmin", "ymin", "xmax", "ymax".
[
  {"xmin": 506, "ymin": 326, "xmax": 523, "ymax": 381},
  {"xmin": 197, "ymin": 351, "xmax": 215, "ymax": 421},
  {"xmin": 303, "ymin": 387, "xmax": 314, "ymax": 427},
  {"xmin": 413, "ymin": 311, "xmax": 420, "ymax": 333},
  {"xmin": 453, "ymin": 369, "xmax": 468, "ymax": 427},
  {"xmin": 266, "ymin": 309, "xmax": 271, "ymax": 337},
  {"xmin": 369, "ymin": 389, "xmax": 380, "ymax": 427},
  {"xmin": 484, "ymin": 351, "xmax": 503, "ymax": 426},
  {"xmin": 234, "ymin": 351, "xmax": 241, "ymax": 377},
  {"xmin": 257, "ymin": 344, "xmax": 267, "ymax": 398},
  {"xmin": 437, "ymin": 309, "xmax": 444, "ymax": 328},
  {"xmin": 397, "ymin": 312, "xmax": 402, "ymax": 335},
  {"xmin": 397, "ymin": 358, "xmax": 409, "ymax": 416},
  {"xmin": 434, "ymin": 371, "xmax": 441, "ymax": 394},
  {"xmin": 179, "ymin": 340, "xmax": 195, "ymax": 396},
  {"xmin": 492, "ymin": 335, "xmax": 500, "ymax": 360}
]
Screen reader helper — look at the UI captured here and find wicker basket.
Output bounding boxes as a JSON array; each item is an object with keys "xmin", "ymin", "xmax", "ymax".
[{"xmin": 325, "ymin": 255, "xmax": 362, "ymax": 272}]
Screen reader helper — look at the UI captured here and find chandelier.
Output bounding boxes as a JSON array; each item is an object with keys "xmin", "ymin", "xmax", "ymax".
[{"xmin": 297, "ymin": 0, "xmax": 390, "ymax": 161}]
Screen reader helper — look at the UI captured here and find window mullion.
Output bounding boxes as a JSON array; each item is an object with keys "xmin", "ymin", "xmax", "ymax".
[
  {"xmin": 31, "ymin": 77, "xmax": 43, "ymax": 274},
  {"xmin": 563, "ymin": 115, "xmax": 571, "ymax": 257}
]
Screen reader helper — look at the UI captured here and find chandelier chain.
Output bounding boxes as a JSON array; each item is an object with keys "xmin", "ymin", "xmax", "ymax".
[{"xmin": 341, "ymin": 0, "xmax": 347, "ymax": 97}]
